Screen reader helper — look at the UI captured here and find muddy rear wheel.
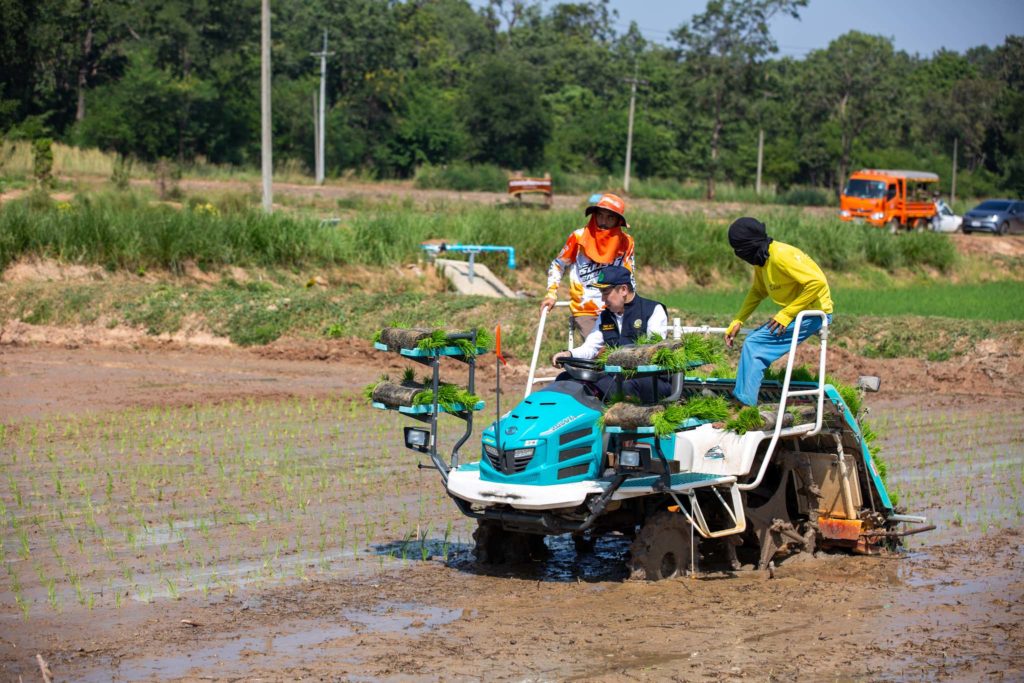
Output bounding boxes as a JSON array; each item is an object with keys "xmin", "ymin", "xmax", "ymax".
[
  {"xmin": 628, "ymin": 511, "xmax": 697, "ymax": 581},
  {"xmin": 473, "ymin": 520, "xmax": 547, "ymax": 565}
]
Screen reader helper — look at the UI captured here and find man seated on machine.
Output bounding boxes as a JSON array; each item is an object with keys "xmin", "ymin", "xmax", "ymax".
[{"xmin": 550, "ymin": 265, "xmax": 670, "ymax": 403}]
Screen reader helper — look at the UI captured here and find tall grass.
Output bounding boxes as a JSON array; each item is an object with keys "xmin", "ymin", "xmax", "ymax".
[
  {"xmin": 0, "ymin": 140, "xmax": 317, "ymax": 184},
  {"xmin": 0, "ymin": 193, "xmax": 346, "ymax": 272},
  {"xmin": 0, "ymin": 193, "xmax": 957, "ymax": 275},
  {"xmin": 1, "ymin": 140, "xmax": 115, "ymax": 177}
]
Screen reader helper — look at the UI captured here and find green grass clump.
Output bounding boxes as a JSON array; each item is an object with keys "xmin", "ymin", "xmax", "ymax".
[{"xmin": 724, "ymin": 406, "xmax": 765, "ymax": 435}]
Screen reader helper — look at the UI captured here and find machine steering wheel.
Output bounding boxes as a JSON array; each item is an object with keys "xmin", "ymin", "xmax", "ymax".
[{"xmin": 555, "ymin": 356, "xmax": 605, "ymax": 384}]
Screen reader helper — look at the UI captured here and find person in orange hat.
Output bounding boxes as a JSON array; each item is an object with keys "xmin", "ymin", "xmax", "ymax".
[{"xmin": 541, "ymin": 193, "xmax": 635, "ymax": 338}]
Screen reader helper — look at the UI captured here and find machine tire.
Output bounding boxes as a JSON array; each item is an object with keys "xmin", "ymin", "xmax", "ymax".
[
  {"xmin": 886, "ymin": 218, "xmax": 901, "ymax": 234},
  {"xmin": 572, "ymin": 532, "xmax": 597, "ymax": 555},
  {"xmin": 628, "ymin": 510, "xmax": 697, "ymax": 581},
  {"xmin": 472, "ymin": 520, "xmax": 547, "ymax": 565},
  {"xmin": 999, "ymin": 221, "xmax": 1009, "ymax": 236}
]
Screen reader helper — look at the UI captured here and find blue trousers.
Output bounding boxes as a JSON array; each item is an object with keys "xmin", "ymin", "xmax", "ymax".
[{"xmin": 733, "ymin": 314, "xmax": 832, "ymax": 406}]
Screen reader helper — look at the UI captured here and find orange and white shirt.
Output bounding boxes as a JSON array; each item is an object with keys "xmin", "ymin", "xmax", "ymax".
[{"xmin": 546, "ymin": 227, "xmax": 635, "ymax": 317}]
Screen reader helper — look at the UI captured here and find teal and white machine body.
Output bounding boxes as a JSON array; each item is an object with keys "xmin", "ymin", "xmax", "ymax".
[{"xmin": 446, "ymin": 310, "xmax": 913, "ymax": 543}]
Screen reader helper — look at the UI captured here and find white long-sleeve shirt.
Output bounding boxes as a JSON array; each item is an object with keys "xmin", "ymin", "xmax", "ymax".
[{"xmin": 570, "ymin": 304, "xmax": 669, "ymax": 360}]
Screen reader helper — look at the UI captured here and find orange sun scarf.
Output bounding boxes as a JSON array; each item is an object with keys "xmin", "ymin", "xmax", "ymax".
[{"xmin": 579, "ymin": 216, "xmax": 628, "ymax": 264}]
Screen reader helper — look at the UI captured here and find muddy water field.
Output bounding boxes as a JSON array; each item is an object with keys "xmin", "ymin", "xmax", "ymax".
[{"xmin": 0, "ymin": 345, "xmax": 1022, "ymax": 682}]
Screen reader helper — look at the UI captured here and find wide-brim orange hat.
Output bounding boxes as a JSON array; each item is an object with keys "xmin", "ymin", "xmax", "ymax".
[{"xmin": 584, "ymin": 193, "xmax": 627, "ymax": 224}]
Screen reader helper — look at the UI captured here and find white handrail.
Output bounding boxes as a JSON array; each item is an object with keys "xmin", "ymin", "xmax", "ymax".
[
  {"xmin": 737, "ymin": 310, "xmax": 829, "ymax": 491},
  {"xmin": 525, "ymin": 301, "xmax": 571, "ymax": 397}
]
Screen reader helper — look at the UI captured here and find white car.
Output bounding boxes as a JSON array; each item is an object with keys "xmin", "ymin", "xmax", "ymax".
[{"xmin": 931, "ymin": 199, "xmax": 962, "ymax": 233}]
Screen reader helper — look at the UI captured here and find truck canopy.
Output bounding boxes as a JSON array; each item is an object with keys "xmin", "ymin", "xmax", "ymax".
[{"xmin": 852, "ymin": 169, "xmax": 939, "ymax": 182}]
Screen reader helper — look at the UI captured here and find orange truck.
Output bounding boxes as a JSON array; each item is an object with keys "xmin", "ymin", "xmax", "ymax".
[{"xmin": 839, "ymin": 169, "xmax": 939, "ymax": 232}]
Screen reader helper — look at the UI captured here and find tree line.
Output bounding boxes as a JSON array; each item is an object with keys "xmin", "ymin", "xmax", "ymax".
[{"xmin": 2, "ymin": 0, "xmax": 1021, "ymax": 198}]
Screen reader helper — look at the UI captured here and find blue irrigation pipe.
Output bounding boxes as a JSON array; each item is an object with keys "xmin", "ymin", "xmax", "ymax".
[{"xmin": 421, "ymin": 243, "xmax": 516, "ymax": 270}]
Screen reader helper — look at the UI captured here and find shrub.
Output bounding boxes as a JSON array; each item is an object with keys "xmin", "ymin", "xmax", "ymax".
[
  {"xmin": 32, "ymin": 138, "xmax": 53, "ymax": 188},
  {"xmin": 414, "ymin": 162, "xmax": 507, "ymax": 192},
  {"xmin": 776, "ymin": 186, "xmax": 832, "ymax": 207}
]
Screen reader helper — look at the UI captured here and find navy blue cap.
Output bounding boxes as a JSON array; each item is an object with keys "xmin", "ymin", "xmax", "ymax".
[{"xmin": 594, "ymin": 265, "xmax": 632, "ymax": 288}]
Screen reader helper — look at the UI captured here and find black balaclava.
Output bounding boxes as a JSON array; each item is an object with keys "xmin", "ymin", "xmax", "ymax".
[{"xmin": 728, "ymin": 217, "xmax": 773, "ymax": 266}]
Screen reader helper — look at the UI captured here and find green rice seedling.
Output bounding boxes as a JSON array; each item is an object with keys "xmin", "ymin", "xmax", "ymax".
[
  {"xmin": 650, "ymin": 406, "xmax": 685, "ymax": 439},
  {"xmin": 634, "ymin": 332, "xmax": 665, "ymax": 345},
  {"xmin": 649, "ymin": 346, "xmax": 689, "ymax": 374},
  {"xmin": 16, "ymin": 593, "xmax": 30, "ymax": 620},
  {"xmin": 763, "ymin": 364, "xmax": 817, "ymax": 383},
  {"xmin": 682, "ymin": 334, "xmax": 726, "ymax": 367},
  {"xmin": 441, "ymin": 521, "xmax": 453, "ymax": 561},
  {"xmin": 724, "ymin": 407, "xmax": 765, "ymax": 435},
  {"xmin": 419, "ymin": 524, "xmax": 432, "ymax": 561},
  {"xmin": 413, "ymin": 384, "xmax": 480, "ymax": 412},
  {"xmin": 594, "ymin": 345, "xmax": 617, "ymax": 370},
  {"xmin": 46, "ymin": 578, "xmax": 60, "ymax": 612},
  {"xmin": 678, "ymin": 395, "xmax": 730, "ymax": 422},
  {"xmin": 17, "ymin": 528, "xmax": 29, "ymax": 560}
]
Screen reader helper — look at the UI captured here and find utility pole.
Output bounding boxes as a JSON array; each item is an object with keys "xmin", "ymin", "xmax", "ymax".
[
  {"xmin": 311, "ymin": 30, "xmax": 332, "ymax": 185},
  {"xmin": 622, "ymin": 63, "xmax": 647, "ymax": 193},
  {"xmin": 312, "ymin": 92, "xmax": 319, "ymax": 178},
  {"xmin": 951, "ymin": 137, "xmax": 958, "ymax": 205},
  {"xmin": 755, "ymin": 128, "xmax": 764, "ymax": 195},
  {"xmin": 260, "ymin": 0, "xmax": 272, "ymax": 212}
]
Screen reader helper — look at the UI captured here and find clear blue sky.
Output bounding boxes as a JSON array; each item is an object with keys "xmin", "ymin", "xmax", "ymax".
[{"xmin": 478, "ymin": 0, "xmax": 1023, "ymax": 57}]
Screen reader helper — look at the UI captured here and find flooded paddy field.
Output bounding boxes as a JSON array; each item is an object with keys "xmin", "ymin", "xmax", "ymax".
[{"xmin": 1, "ymin": 345, "xmax": 1022, "ymax": 681}]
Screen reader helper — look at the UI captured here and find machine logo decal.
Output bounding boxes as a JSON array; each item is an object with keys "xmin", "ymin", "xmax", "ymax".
[
  {"xmin": 504, "ymin": 426, "xmax": 518, "ymax": 435},
  {"xmin": 540, "ymin": 414, "xmax": 581, "ymax": 436}
]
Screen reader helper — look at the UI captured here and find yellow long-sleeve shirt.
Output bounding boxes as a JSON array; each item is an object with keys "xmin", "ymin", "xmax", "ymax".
[{"xmin": 728, "ymin": 241, "xmax": 833, "ymax": 331}]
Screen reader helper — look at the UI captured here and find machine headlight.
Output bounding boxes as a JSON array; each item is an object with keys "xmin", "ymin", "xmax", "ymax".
[
  {"xmin": 483, "ymin": 443, "xmax": 499, "ymax": 457},
  {"xmin": 619, "ymin": 449, "xmax": 641, "ymax": 467},
  {"xmin": 509, "ymin": 447, "xmax": 534, "ymax": 460},
  {"xmin": 870, "ymin": 212, "xmax": 884, "ymax": 220},
  {"xmin": 840, "ymin": 210, "xmax": 850, "ymax": 218},
  {"xmin": 404, "ymin": 427, "xmax": 430, "ymax": 453}
]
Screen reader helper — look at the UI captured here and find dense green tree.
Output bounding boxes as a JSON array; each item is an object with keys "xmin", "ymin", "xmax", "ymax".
[
  {"xmin": 462, "ymin": 53, "xmax": 549, "ymax": 169},
  {"xmin": 75, "ymin": 48, "xmax": 215, "ymax": 161},
  {"xmin": 799, "ymin": 32, "xmax": 900, "ymax": 191},
  {"xmin": 0, "ymin": 0, "xmax": 1020, "ymax": 196},
  {"xmin": 671, "ymin": 0, "xmax": 806, "ymax": 199}
]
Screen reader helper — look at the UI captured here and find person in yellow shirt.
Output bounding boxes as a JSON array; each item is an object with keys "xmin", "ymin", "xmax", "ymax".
[{"xmin": 724, "ymin": 217, "xmax": 833, "ymax": 407}]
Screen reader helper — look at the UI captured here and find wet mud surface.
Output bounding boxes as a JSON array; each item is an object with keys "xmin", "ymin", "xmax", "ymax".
[{"xmin": 1, "ymin": 344, "xmax": 1022, "ymax": 681}]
